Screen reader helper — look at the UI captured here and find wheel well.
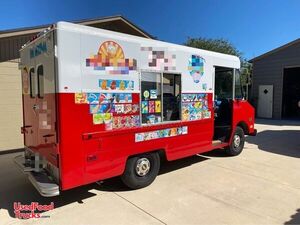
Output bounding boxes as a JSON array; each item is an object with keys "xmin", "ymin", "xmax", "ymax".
[
  {"xmin": 127, "ymin": 149, "xmax": 167, "ymax": 162},
  {"xmin": 157, "ymin": 149, "xmax": 167, "ymax": 162},
  {"xmin": 237, "ymin": 121, "xmax": 249, "ymax": 135}
]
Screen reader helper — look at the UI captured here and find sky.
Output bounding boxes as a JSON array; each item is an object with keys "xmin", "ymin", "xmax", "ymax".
[{"xmin": 1, "ymin": 0, "xmax": 300, "ymax": 60}]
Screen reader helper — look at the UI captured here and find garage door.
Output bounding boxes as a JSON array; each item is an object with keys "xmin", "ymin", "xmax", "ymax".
[{"xmin": 0, "ymin": 60, "xmax": 23, "ymax": 151}]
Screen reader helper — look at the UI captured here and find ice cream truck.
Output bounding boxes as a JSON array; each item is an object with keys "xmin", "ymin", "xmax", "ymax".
[{"xmin": 15, "ymin": 22, "xmax": 256, "ymax": 197}]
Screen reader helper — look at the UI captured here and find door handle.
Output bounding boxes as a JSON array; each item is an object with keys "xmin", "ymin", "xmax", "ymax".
[
  {"xmin": 43, "ymin": 134, "xmax": 54, "ymax": 138},
  {"xmin": 33, "ymin": 104, "xmax": 39, "ymax": 110},
  {"xmin": 21, "ymin": 125, "xmax": 32, "ymax": 134}
]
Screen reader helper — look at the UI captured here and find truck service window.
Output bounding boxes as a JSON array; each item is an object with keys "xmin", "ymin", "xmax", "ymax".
[
  {"xmin": 29, "ymin": 68, "xmax": 36, "ymax": 98},
  {"xmin": 141, "ymin": 72, "xmax": 182, "ymax": 124},
  {"xmin": 37, "ymin": 65, "xmax": 44, "ymax": 98},
  {"xmin": 141, "ymin": 72, "xmax": 162, "ymax": 124},
  {"xmin": 162, "ymin": 73, "xmax": 181, "ymax": 121}
]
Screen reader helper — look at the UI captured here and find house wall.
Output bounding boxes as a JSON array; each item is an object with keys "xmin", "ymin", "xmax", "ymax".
[
  {"xmin": 0, "ymin": 34, "xmax": 33, "ymax": 62},
  {"xmin": 252, "ymin": 41, "xmax": 300, "ymax": 119},
  {"xmin": 0, "ymin": 60, "xmax": 23, "ymax": 151}
]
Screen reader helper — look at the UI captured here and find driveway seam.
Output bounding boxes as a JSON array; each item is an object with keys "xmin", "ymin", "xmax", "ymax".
[{"xmin": 113, "ymin": 192, "xmax": 167, "ymax": 225}]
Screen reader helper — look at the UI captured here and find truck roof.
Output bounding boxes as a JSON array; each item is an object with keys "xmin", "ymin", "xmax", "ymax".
[{"xmin": 56, "ymin": 21, "xmax": 240, "ymax": 68}]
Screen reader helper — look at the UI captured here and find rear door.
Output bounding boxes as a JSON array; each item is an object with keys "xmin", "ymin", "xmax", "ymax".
[
  {"xmin": 21, "ymin": 57, "xmax": 38, "ymax": 149},
  {"xmin": 21, "ymin": 31, "xmax": 58, "ymax": 166}
]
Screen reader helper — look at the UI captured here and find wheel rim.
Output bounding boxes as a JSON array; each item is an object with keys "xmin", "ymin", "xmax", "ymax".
[
  {"xmin": 135, "ymin": 158, "xmax": 151, "ymax": 177},
  {"xmin": 233, "ymin": 134, "xmax": 241, "ymax": 148}
]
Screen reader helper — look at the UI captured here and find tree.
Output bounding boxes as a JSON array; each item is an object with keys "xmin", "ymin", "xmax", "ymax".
[
  {"xmin": 185, "ymin": 37, "xmax": 242, "ymax": 58},
  {"xmin": 184, "ymin": 37, "xmax": 252, "ymax": 99}
]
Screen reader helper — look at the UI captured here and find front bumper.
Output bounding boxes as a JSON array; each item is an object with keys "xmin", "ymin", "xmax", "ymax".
[
  {"xmin": 14, "ymin": 155, "xmax": 60, "ymax": 197},
  {"xmin": 249, "ymin": 129, "xmax": 257, "ymax": 136}
]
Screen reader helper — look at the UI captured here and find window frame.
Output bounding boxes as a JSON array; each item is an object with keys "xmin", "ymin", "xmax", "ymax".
[
  {"xmin": 234, "ymin": 69, "xmax": 244, "ymax": 100},
  {"xmin": 214, "ymin": 66, "xmax": 235, "ymax": 100}
]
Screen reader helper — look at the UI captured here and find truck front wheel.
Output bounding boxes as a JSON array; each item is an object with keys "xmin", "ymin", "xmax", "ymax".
[
  {"xmin": 121, "ymin": 152, "xmax": 160, "ymax": 189},
  {"xmin": 225, "ymin": 126, "xmax": 245, "ymax": 156}
]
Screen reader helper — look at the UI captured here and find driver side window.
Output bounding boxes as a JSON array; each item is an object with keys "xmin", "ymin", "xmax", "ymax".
[
  {"xmin": 215, "ymin": 67, "xmax": 233, "ymax": 100},
  {"xmin": 234, "ymin": 69, "xmax": 243, "ymax": 99}
]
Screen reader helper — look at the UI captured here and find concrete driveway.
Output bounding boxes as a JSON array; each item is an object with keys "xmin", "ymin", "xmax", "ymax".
[{"xmin": 1, "ymin": 119, "xmax": 300, "ymax": 225}]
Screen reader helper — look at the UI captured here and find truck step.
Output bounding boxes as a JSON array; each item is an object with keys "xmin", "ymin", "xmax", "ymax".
[
  {"xmin": 212, "ymin": 140, "xmax": 222, "ymax": 146},
  {"xmin": 28, "ymin": 171, "xmax": 60, "ymax": 197},
  {"xmin": 14, "ymin": 155, "xmax": 34, "ymax": 172},
  {"xmin": 14, "ymin": 155, "xmax": 60, "ymax": 197}
]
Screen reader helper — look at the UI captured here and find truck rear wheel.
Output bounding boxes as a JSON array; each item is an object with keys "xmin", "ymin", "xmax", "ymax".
[
  {"xmin": 225, "ymin": 126, "xmax": 245, "ymax": 156},
  {"xmin": 121, "ymin": 152, "xmax": 160, "ymax": 189}
]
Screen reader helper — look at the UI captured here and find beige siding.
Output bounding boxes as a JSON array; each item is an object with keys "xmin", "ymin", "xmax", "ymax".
[{"xmin": 0, "ymin": 60, "xmax": 23, "ymax": 150}]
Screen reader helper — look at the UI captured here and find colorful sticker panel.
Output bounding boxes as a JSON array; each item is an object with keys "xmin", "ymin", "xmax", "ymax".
[
  {"xmin": 75, "ymin": 93, "xmax": 88, "ymax": 104},
  {"xmin": 150, "ymin": 89, "xmax": 157, "ymax": 99},
  {"xmin": 86, "ymin": 41, "xmax": 137, "ymax": 74},
  {"xmin": 90, "ymin": 104, "xmax": 115, "ymax": 114},
  {"xmin": 113, "ymin": 93, "xmax": 132, "ymax": 103},
  {"xmin": 99, "ymin": 79, "xmax": 134, "ymax": 91},
  {"xmin": 135, "ymin": 126, "xmax": 188, "ymax": 142},
  {"xmin": 182, "ymin": 93, "xmax": 208, "ymax": 103},
  {"xmin": 93, "ymin": 113, "xmax": 112, "ymax": 125},
  {"xmin": 148, "ymin": 101, "xmax": 155, "ymax": 113},
  {"xmin": 76, "ymin": 91, "xmax": 140, "ymax": 130},
  {"xmin": 181, "ymin": 93, "xmax": 211, "ymax": 121},
  {"xmin": 155, "ymin": 101, "xmax": 161, "ymax": 113},
  {"xmin": 141, "ymin": 101, "xmax": 148, "ymax": 114},
  {"xmin": 188, "ymin": 55, "xmax": 205, "ymax": 83},
  {"xmin": 145, "ymin": 115, "xmax": 161, "ymax": 124},
  {"xmin": 113, "ymin": 115, "xmax": 140, "ymax": 129},
  {"xmin": 86, "ymin": 93, "xmax": 133, "ymax": 105},
  {"xmin": 113, "ymin": 104, "xmax": 139, "ymax": 115}
]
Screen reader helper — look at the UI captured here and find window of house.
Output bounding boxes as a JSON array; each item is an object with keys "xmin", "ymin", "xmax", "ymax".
[
  {"xmin": 29, "ymin": 68, "xmax": 36, "ymax": 98},
  {"xmin": 141, "ymin": 72, "xmax": 181, "ymax": 124},
  {"xmin": 37, "ymin": 65, "xmax": 44, "ymax": 98}
]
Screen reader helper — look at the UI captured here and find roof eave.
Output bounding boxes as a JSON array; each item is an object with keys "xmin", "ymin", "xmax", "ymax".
[
  {"xmin": 249, "ymin": 38, "xmax": 300, "ymax": 63},
  {"xmin": 0, "ymin": 15, "xmax": 153, "ymax": 39}
]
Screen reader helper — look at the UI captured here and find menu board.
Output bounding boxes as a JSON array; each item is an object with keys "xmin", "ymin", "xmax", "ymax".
[{"xmin": 141, "ymin": 88, "xmax": 162, "ymax": 124}]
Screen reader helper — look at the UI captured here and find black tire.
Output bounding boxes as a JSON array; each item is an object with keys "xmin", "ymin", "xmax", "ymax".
[
  {"xmin": 121, "ymin": 152, "xmax": 160, "ymax": 189},
  {"xmin": 225, "ymin": 126, "xmax": 245, "ymax": 156}
]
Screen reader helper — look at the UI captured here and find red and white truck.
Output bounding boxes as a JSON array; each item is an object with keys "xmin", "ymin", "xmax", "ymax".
[{"xmin": 15, "ymin": 22, "xmax": 256, "ymax": 197}]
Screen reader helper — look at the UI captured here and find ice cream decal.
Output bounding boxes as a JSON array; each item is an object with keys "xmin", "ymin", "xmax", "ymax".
[
  {"xmin": 86, "ymin": 41, "xmax": 137, "ymax": 74},
  {"xmin": 188, "ymin": 55, "xmax": 205, "ymax": 83}
]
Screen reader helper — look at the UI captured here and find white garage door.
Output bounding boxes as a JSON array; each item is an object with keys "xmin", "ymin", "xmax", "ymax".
[{"xmin": 0, "ymin": 60, "xmax": 23, "ymax": 151}]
